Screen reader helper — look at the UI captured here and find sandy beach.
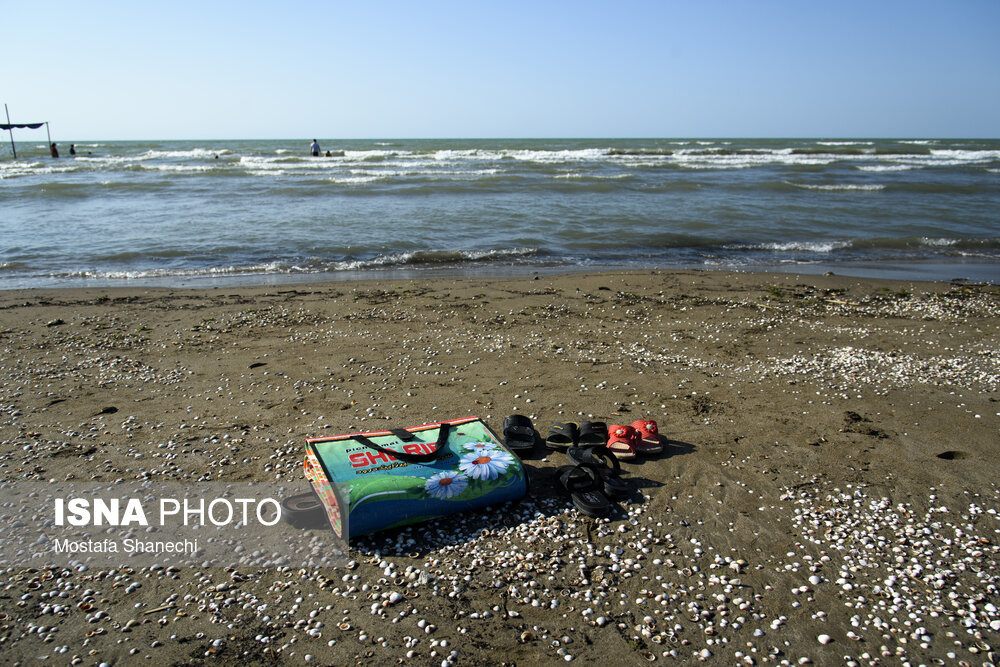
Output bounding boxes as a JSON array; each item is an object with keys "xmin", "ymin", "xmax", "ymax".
[{"xmin": 1, "ymin": 269, "xmax": 998, "ymax": 666}]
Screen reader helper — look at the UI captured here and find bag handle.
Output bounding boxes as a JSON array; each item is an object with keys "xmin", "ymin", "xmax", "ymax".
[{"xmin": 351, "ymin": 421, "xmax": 451, "ymax": 463}]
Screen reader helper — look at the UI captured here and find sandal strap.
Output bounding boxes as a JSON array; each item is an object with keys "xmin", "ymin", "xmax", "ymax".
[
  {"xmin": 586, "ymin": 445, "xmax": 622, "ymax": 474},
  {"xmin": 558, "ymin": 463, "xmax": 601, "ymax": 492}
]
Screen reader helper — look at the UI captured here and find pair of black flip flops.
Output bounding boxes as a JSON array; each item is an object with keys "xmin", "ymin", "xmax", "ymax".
[
  {"xmin": 545, "ymin": 421, "xmax": 608, "ymax": 450},
  {"xmin": 557, "ymin": 445, "xmax": 631, "ymax": 517}
]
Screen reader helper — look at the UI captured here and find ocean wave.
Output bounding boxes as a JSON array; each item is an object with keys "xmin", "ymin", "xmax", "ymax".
[
  {"xmin": 672, "ymin": 150, "xmax": 839, "ymax": 169},
  {"xmin": 332, "ymin": 247, "xmax": 538, "ymax": 271},
  {"xmin": 732, "ymin": 240, "xmax": 853, "ymax": 254},
  {"xmin": 928, "ymin": 149, "xmax": 1000, "ymax": 163},
  {"xmin": 140, "ymin": 148, "xmax": 230, "ymax": 160},
  {"xmin": 855, "ymin": 165, "xmax": 915, "ymax": 172},
  {"xmin": 45, "ymin": 248, "xmax": 542, "ymax": 281},
  {"xmin": 728, "ymin": 237, "xmax": 1000, "ymax": 255},
  {"xmin": 147, "ymin": 164, "xmax": 216, "ymax": 173},
  {"xmin": 788, "ymin": 182, "xmax": 885, "ymax": 192},
  {"xmin": 506, "ymin": 148, "xmax": 608, "ymax": 163},
  {"xmin": 554, "ymin": 172, "xmax": 634, "ymax": 180},
  {"xmin": 608, "ymin": 148, "xmax": 674, "ymax": 157},
  {"xmin": 920, "ymin": 237, "xmax": 957, "ymax": 247}
]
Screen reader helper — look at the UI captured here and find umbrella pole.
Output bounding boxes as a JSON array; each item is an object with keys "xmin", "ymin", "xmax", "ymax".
[{"xmin": 4, "ymin": 104, "xmax": 15, "ymax": 159}]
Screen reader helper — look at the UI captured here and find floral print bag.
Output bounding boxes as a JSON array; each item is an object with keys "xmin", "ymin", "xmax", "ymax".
[{"xmin": 304, "ymin": 417, "xmax": 528, "ymax": 539}]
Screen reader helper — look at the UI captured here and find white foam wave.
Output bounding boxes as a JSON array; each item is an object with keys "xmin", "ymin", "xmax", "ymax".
[
  {"xmin": 554, "ymin": 172, "xmax": 633, "ymax": 180},
  {"xmin": 672, "ymin": 148, "xmax": 844, "ymax": 170},
  {"xmin": 141, "ymin": 148, "xmax": 228, "ymax": 160},
  {"xmin": 920, "ymin": 237, "xmax": 958, "ymax": 247},
  {"xmin": 345, "ymin": 149, "xmax": 404, "ymax": 160},
  {"xmin": 61, "ymin": 262, "xmax": 293, "ymax": 280},
  {"xmin": 149, "ymin": 164, "xmax": 215, "ymax": 173},
  {"xmin": 0, "ymin": 161, "xmax": 75, "ymax": 178},
  {"xmin": 753, "ymin": 240, "xmax": 852, "ymax": 253},
  {"xmin": 789, "ymin": 182, "xmax": 885, "ymax": 192},
  {"xmin": 507, "ymin": 148, "xmax": 608, "ymax": 163},
  {"xmin": 817, "ymin": 141, "xmax": 873, "ymax": 146},
  {"xmin": 856, "ymin": 165, "xmax": 914, "ymax": 172},
  {"xmin": 333, "ymin": 247, "xmax": 537, "ymax": 271},
  {"xmin": 928, "ymin": 149, "xmax": 1000, "ymax": 163},
  {"xmin": 328, "ymin": 175, "xmax": 385, "ymax": 185}
]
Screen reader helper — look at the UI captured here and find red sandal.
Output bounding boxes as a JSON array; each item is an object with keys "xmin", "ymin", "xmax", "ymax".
[
  {"xmin": 606, "ymin": 424, "xmax": 638, "ymax": 460},
  {"xmin": 632, "ymin": 420, "xmax": 663, "ymax": 455}
]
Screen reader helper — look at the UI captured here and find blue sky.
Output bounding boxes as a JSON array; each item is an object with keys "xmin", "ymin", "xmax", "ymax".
[{"xmin": 4, "ymin": 1, "xmax": 998, "ymax": 139}]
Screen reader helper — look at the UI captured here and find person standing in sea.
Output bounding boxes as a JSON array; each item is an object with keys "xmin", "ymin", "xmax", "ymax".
[
  {"xmin": 310, "ymin": 139, "xmax": 320, "ymax": 157},
  {"xmin": 49, "ymin": 143, "xmax": 59, "ymax": 158}
]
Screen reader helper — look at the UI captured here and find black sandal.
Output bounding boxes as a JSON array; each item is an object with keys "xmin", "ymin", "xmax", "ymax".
[
  {"xmin": 557, "ymin": 462, "xmax": 610, "ymax": 517},
  {"xmin": 566, "ymin": 445, "xmax": 631, "ymax": 500},
  {"xmin": 578, "ymin": 421, "xmax": 609, "ymax": 446},
  {"xmin": 503, "ymin": 414, "xmax": 537, "ymax": 452},
  {"xmin": 546, "ymin": 422, "xmax": 579, "ymax": 450},
  {"xmin": 281, "ymin": 491, "xmax": 329, "ymax": 529}
]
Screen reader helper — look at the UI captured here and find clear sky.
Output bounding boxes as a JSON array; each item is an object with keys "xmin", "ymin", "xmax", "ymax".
[{"xmin": 4, "ymin": 0, "xmax": 998, "ymax": 140}]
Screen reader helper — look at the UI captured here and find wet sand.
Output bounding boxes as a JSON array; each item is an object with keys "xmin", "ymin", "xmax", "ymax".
[{"xmin": 1, "ymin": 269, "xmax": 998, "ymax": 665}]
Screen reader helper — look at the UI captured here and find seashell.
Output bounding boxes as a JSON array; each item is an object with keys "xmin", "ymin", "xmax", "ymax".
[
  {"xmin": 975, "ymin": 642, "xmax": 991, "ymax": 652},
  {"xmin": 643, "ymin": 651, "xmax": 657, "ymax": 662},
  {"xmin": 338, "ymin": 622, "xmax": 351, "ymax": 631}
]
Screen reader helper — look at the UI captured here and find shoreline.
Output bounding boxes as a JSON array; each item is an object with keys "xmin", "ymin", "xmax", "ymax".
[
  {"xmin": 1, "ymin": 268, "xmax": 998, "ymax": 664},
  {"xmin": 2, "ymin": 256, "xmax": 998, "ymax": 292}
]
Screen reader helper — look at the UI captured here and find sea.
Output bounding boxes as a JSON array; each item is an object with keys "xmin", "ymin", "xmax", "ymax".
[{"xmin": 1, "ymin": 138, "xmax": 998, "ymax": 289}]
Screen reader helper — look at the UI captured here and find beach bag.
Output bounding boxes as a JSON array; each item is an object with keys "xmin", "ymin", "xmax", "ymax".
[{"xmin": 304, "ymin": 416, "xmax": 528, "ymax": 539}]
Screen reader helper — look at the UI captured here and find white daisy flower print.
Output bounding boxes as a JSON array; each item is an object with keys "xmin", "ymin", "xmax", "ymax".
[
  {"xmin": 458, "ymin": 449, "xmax": 514, "ymax": 481},
  {"xmin": 462, "ymin": 441, "xmax": 497, "ymax": 453},
  {"xmin": 424, "ymin": 471, "xmax": 468, "ymax": 499}
]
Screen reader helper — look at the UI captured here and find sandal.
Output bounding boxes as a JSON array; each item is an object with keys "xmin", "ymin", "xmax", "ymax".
[
  {"xmin": 566, "ymin": 445, "xmax": 631, "ymax": 500},
  {"xmin": 281, "ymin": 491, "xmax": 329, "ymax": 529},
  {"xmin": 557, "ymin": 463, "xmax": 610, "ymax": 517},
  {"xmin": 503, "ymin": 414, "xmax": 537, "ymax": 452},
  {"xmin": 578, "ymin": 421, "xmax": 609, "ymax": 446},
  {"xmin": 607, "ymin": 424, "xmax": 638, "ymax": 460},
  {"xmin": 545, "ymin": 422, "xmax": 579, "ymax": 450},
  {"xmin": 632, "ymin": 420, "xmax": 663, "ymax": 455}
]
